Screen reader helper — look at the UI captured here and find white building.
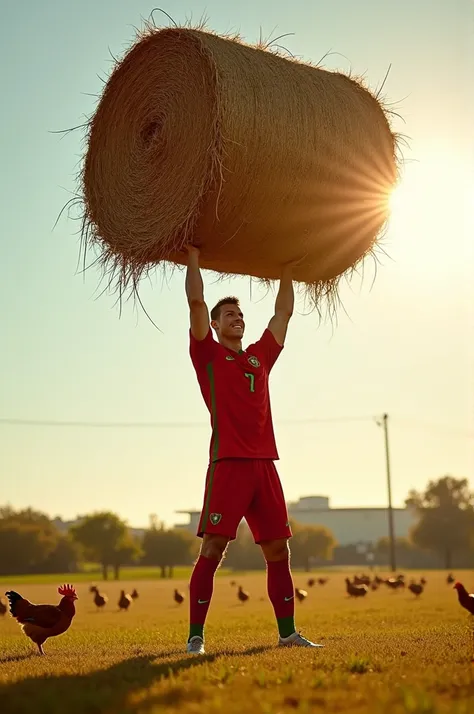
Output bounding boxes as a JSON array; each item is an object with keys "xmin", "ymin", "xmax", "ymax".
[{"xmin": 175, "ymin": 495, "xmax": 417, "ymax": 547}]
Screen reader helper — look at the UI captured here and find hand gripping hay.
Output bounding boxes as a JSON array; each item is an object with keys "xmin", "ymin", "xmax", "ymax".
[{"xmin": 82, "ymin": 27, "xmax": 398, "ymax": 302}]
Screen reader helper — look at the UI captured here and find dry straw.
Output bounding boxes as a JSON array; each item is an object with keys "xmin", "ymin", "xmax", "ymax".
[{"xmin": 81, "ymin": 25, "xmax": 399, "ymax": 307}]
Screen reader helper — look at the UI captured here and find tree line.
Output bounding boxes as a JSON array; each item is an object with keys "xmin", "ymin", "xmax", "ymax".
[{"xmin": 0, "ymin": 475, "xmax": 472, "ymax": 577}]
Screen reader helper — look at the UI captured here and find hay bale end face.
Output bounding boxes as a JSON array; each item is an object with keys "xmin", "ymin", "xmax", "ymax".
[{"xmin": 82, "ymin": 27, "xmax": 398, "ymax": 297}]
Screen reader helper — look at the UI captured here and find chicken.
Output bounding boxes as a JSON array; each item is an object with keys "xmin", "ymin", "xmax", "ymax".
[
  {"xmin": 230, "ymin": 581, "xmax": 237, "ymax": 587},
  {"xmin": 454, "ymin": 582, "xmax": 474, "ymax": 615},
  {"xmin": 131, "ymin": 589, "xmax": 139, "ymax": 600},
  {"xmin": 118, "ymin": 590, "xmax": 132, "ymax": 611},
  {"xmin": 447, "ymin": 573, "xmax": 455, "ymax": 585},
  {"xmin": 354, "ymin": 575, "xmax": 371, "ymax": 587},
  {"xmin": 307, "ymin": 578, "xmax": 315, "ymax": 587},
  {"xmin": 0, "ymin": 597, "xmax": 7, "ymax": 616},
  {"xmin": 174, "ymin": 589, "xmax": 185, "ymax": 605},
  {"xmin": 238, "ymin": 586, "xmax": 250, "ymax": 603},
  {"xmin": 295, "ymin": 588, "xmax": 308, "ymax": 602},
  {"xmin": 5, "ymin": 584, "xmax": 77, "ymax": 655},
  {"xmin": 420, "ymin": 577, "xmax": 427, "ymax": 586},
  {"xmin": 345, "ymin": 578, "xmax": 368, "ymax": 598},
  {"xmin": 386, "ymin": 577, "xmax": 405, "ymax": 590},
  {"xmin": 370, "ymin": 582, "xmax": 379, "ymax": 592},
  {"xmin": 90, "ymin": 585, "xmax": 108, "ymax": 609},
  {"xmin": 317, "ymin": 578, "xmax": 328, "ymax": 586},
  {"xmin": 408, "ymin": 581, "xmax": 424, "ymax": 597}
]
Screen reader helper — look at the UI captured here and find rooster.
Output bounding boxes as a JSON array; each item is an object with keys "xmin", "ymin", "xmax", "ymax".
[
  {"xmin": 295, "ymin": 588, "xmax": 308, "ymax": 602},
  {"xmin": 0, "ymin": 597, "xmax": 7, "ymax": 616},
  {"xmin": 5, "ymin": 584, "xmax": 77, "ymax": 655},
  {"xmin": 454, "ymin": 582, "xmax": 474, "ymax": 615},
  {"xmin": 131, "ymin": 589, "xmax": 139, "ymax": 600},
  {"xmin": 174, "ymin": 589, "xmax": 185, "ymax": 605},
  {"xmin": 307, "ymin": 578, "xmax": 315, "ymax": 587},
  {"xmin": 447, "ymin": 573, "xmax": 455, "ymax": 585},
  {"xmin": 345, "ymin": 578, "xmax": 368, "ymax": 598},
  {"xmin": 317, "ymin": 577, "xmax": 328, "ymax": 586},
  {"xmin": 386, "ymin": 578, "xmax": 405, "ymax": 591},
  {"xmin": 118, "ymin": 590, "xmax": 132, "ymax": 611},
  {"xmin": 238, "ymin": 586, "xmax": 250, "ymax": 603},
  {"xmin": 90, "ymin": 585, "xmax": 108, "ymax": 610}
]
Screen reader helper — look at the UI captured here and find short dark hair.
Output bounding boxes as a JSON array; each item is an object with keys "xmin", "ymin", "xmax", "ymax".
[{"xmin": 210, "ymin": 296, "xmax": 240, "ymax": 322}]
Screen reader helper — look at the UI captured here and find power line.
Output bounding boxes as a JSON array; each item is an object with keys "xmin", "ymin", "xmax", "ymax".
[
  {"xmin": 0, "ymin": 414, "xmax": 472, "ymax": 438},
  {"xmin": 0, "ymin": 415, "xmax": 374, "ymax": 429}
]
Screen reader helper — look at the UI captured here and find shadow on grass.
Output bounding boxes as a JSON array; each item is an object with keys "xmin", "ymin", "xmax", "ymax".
[{"xmin": 0, "ymin": 645, "xmax": 272, "ymax": 714}]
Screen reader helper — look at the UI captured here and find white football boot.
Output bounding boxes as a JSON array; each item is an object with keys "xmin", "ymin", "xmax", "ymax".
[
  {"xmin": 186, "ymin": 636, "xmax": 205, "ymax": 655},
  {"xmin": 278, "ymin": 632, "xmax": 324, "ymax": 648}
]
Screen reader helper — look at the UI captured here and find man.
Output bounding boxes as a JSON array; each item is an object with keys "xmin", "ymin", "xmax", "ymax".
[{"xmin": 185, "ymin": 245, "xmax": 322, "ymax": 654}]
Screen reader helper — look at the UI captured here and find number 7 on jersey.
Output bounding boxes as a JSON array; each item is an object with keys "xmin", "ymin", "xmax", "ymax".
[{"xmin": 244, "ymin": 372, "xmax": 255, "ymax": 393}]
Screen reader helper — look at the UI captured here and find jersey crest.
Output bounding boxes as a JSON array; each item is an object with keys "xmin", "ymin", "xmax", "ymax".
[
  {"xmin": 247, "ymin": 355, "xmax": 260, "ymax": 368},
  {"xmin": 209, "ymin": 513, "xmax": 222, "ymax": 525}
]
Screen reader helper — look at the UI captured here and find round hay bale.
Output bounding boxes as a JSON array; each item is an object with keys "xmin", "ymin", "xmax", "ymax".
[{"xmin": 82, "ymin": 27, "xmax": 398, "ymax": 298}]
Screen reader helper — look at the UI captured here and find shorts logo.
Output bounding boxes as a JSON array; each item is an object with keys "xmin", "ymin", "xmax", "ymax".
[
  {"xmin": 248, "ymin": 355, "xmax": 260, "ymax": 368},
  {"xmin": 209, "ymin": 513, "xmax": 222, "ymax": 525},
  {"xmin": 225, "ymin": 355, "xmax": 235, "ymax": 361}
]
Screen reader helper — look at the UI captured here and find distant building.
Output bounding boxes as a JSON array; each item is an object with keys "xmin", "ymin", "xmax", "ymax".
[
  {"xmin": 175, "ymin": 495, "xmax": 417, "ymax": 548},
  {"xmin": 286, "ymin": 496, "xmax": 417, "ymax": 547}
]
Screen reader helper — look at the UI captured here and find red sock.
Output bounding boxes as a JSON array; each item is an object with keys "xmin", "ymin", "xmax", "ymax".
[
  {"xmin": 188, "ymin": 555, "xmax": 219, "ymax": 640},
  {"xmin": 267, "ymin": 558, "xmax": 296, "ymax": 638}
]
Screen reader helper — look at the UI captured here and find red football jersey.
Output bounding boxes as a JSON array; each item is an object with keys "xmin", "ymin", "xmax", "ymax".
[{"xmin": 190, "ymin": 328, "xmax": 283, "ymax": 462}]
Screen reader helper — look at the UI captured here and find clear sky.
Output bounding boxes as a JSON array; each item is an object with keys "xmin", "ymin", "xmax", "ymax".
[{"xmin": 1, "ymin": 0, "xmax": 473, "ymax": 529}]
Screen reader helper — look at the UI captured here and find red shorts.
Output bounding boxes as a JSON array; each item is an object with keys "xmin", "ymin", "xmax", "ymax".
[{"xmin": 197, "ymin": 458, "xmax": 292, "ymax": 543}]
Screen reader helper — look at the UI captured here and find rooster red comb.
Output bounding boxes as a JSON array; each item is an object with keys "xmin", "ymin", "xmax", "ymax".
[{"xmin": 58, "ymin": 584, "xmax": 77, "ymax": 597}]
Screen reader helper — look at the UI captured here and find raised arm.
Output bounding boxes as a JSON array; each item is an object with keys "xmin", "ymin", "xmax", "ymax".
[
  {"xmin": 267, "ymin": 263, "xmax": 294, "ymax": 346},
  {"xmin": 185, "ymin": 246, "xmax": 210, "ymax": 340}
]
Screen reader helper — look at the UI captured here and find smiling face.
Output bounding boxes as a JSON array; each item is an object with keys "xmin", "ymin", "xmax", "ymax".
[{"xmin": 211, "ymin": 299, "xmax": 245, "ymax": 343}]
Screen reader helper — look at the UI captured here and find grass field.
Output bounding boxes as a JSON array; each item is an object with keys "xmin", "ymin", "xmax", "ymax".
[{"xmin": 1, "ymin": 571, "xmax": 473, "ymax": 714}]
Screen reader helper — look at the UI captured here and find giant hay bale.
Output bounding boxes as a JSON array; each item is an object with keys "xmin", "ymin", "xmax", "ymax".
[{"xmin": 82, "ymin": 26, "xmax": 398, "ymax": 299}]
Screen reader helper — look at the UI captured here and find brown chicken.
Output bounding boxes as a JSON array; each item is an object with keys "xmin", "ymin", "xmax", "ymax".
[
  {"xmin": 345, "ymin": 578, "xmax": 368, "ymax": 598},
  {"xmin": 174, "ymin": 589, "xmax": 185, "ymax": 605},
  {"xmin": 238, "ymin": 586, "xmax": 250, "ymax": 603},
  {"xmin": 131, "ymin": 589, "xmax": 139, "ymax": 600},
  {"xmin": 408, "ymin": 581, "xmax": 424, "ymax": 597},
  {"xmin": 386, "ymin": 577, "xmax": 405, "ymax": 590},
  {"xmin": 354, "ymin": 575, "xmax": 371, "ymax": 587},
  {"xmin": 307, "ymin": 578, "xmax": 316, "ymax": 587},
  {"xmin": 295, "ymin": 588, "xmax": 308, "ymax": 602},
  {"xmin": 420, "ymin": 577, "xmax": 427, "ymax": 586},
  {"xmin": 454, "ymin": 582, "xmax": 474, "ymax": 615},
  {"xmin": 0, "ymin": 597, "xmax": 7, "ymax": 616},
  {"xmin": 5, "ymin": 584, "xmax": 77, "ymax": 654},
  {"xmin": 90, "ymin": 585, "xmax": 108, "ymax": 609},
  {"xmin": 318, "ymin": 578, "xmax": 328, "ymax": 586},
  {"xmin": 447, "ymin": 573, "xmax": 455, "ymax": 585},
  {"xmin": 118, "ymin": 590, "xmax": 132, "ymax": 611}
]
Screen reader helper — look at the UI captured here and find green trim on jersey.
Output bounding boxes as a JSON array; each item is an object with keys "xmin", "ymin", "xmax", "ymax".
[{"xmin": 203, "ymin": 363, "xmax": 219, "ymax": 525}]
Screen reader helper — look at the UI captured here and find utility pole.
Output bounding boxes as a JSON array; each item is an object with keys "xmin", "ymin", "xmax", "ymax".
[{"xmin": 382, "ymin": 413, "xmax": 396, "ymax": 572}]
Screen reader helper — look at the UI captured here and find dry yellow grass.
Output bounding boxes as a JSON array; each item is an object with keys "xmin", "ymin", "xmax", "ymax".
[{"xmin": 1, "ymin": 571, "xmax": 473, "ymax": 713}]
